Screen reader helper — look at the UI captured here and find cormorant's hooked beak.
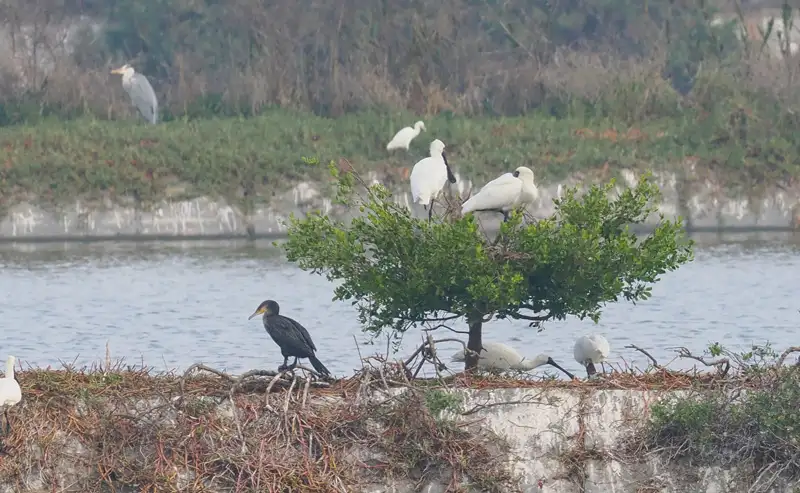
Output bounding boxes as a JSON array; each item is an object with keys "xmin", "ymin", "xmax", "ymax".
[{"xmin": 248, "ymin": 307, "xmax": 266, "ymax": 320}]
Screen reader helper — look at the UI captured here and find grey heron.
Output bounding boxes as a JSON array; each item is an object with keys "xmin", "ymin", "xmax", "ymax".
[{"xmin": 111, "ymin": 64, "xmax": 159, "ymax": 124}]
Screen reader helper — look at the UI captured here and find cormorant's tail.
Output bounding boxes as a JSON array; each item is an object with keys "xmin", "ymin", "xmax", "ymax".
[{"xmin": 308, "ymin": 355, "xmax": 332, "ymax": 378}]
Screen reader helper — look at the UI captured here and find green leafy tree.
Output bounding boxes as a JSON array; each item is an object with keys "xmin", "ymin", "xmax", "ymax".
[{"xmin": 283, "ymin": 164, "xmax": 693, "ymax": 369}]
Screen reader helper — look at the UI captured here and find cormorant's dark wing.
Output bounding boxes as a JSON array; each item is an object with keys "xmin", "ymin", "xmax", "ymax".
[
  {"xmin": 286, "ymin": 317, "xmax": 318, "ymax": 353},
  {"xmin": 264, "ymin": 316, "xmax": 314, "ymax": 358}
]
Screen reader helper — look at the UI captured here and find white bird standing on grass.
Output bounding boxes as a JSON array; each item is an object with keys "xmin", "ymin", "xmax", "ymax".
[
  {"xmin": 461, "ymin": 166, "xmax": 539, "ymax": 222},
  {"xmin": 574, "ymin": 334, "xmax": 611, "ymax": 378},
  {"xmin": 110, "ymin": 64, "xmax": 159, "ymax": 125},
  {"xmin": 410, "ymin": 139, "xmax": 457, "ymax": 221},
  {"xmin": 386, "ymin": 121, "xmax": 426, "ymax": 151},
  {"xmin": 0, "ymin": 355, "xmax": 21, "ymax": 436},
  {"xmin": 451, "ymin": 341, "xmax": 575, "ymax": 379}
]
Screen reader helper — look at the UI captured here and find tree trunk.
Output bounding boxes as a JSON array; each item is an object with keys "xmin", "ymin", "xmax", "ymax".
[{"xmin": 465, "ymin": 313, "xmax": 483, "ymax": 370}]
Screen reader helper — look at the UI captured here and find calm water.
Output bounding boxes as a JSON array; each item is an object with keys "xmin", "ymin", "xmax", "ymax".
[{"xmin": 2, "ymin": 233, "xmax": 800, "ymax": 379}]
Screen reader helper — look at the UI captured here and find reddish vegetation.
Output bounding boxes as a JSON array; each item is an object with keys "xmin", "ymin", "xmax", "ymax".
[{"xmin": 573, "ymin": 127, "xmax": 665, "ymax": 142}]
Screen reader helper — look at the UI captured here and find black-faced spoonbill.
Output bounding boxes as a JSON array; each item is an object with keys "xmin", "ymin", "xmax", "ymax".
[
  {"xmin": 451, "ymin": 341, "xmax": 575, "ymax": 379},
  {"xmin": 410, "ymin": 139, "xmax": 457, "ymax": 221},
  {"xmin": 574, "ymin": 334, "xmax": 610, "ymax": 378},
  {"xmin": 0, "ymin": 355, "xmax": 21, "ymax": 436},
  {"xmin": 386, "ymin": 121, "xmax": 426, "ymax": 151},
  {"xmin": 249, "ymin": 300, "xmax": 332, "ymax": 378},
  {"xmin": 461, "ymin": 166, "xmax": 538, "ymax": 222}
]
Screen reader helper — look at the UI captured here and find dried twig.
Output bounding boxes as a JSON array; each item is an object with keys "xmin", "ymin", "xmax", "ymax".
[
  {"xmin": 625, "ymin": 344, "xmax": 661, "ymax": 369},
  {"xmin": 776, "ymin": 346, "xmax": 800, "ymax": 367},
  {"xmin": 673, "ymin": 347, "xmax": 731, "ymax": 377}
]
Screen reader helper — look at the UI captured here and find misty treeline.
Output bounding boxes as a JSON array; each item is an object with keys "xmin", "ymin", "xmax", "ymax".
[{"xmin": 0, "ymin": 0, "xmax": 793, "ymax": 124}]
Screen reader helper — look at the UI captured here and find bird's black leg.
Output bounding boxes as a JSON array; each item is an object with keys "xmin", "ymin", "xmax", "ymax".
[
  {"xmin": 502, "ymin": 211, "xmax": 510, "ymax": 222},
  {"xmin": 288, "ymin": 357, "xmax": 299, "ymax": 370},
  {"xmin": 427, "ymin": 200, "xmax": 435, "ymax": 222},
  {"xmin": 278, "ymin": 356, "xmax": 290, "ymax": 372},
  {"xmin": 3, "ymin": 409, "xmax": 10, "ymax": 435},
  {"xmin": 586, "ymin": 362, "xmax": 597, "ymax": 378}
]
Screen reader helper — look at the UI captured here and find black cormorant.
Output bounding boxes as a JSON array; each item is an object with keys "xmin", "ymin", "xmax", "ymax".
[{"xmin": 248, "ymin": 300, "xmax": 332, "ymax": 378}]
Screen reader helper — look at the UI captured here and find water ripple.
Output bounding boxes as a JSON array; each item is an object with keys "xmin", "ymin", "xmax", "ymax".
[{"xmin": 2, "ymin": 235, "xmax": 799, "ymax": 377}]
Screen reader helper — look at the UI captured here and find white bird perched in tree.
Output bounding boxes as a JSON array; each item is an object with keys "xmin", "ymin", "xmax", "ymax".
[
  {"xmin": 110, "ymin": 64, "xmax": 159, "ymax": 124},
  {"xmin": 386, "ymin": 121, "xmax": 426, "ymax": 151},
  {"xmin": 0, "ymin": 355, "xmax": 21, "ymax": 436},
  {"xmin": 410, "ymin": 139, "xmax": 456, "ymax": 221},
  {"xmin": 451, "ymin": 341, "xmax": 575, "ymax": 379},
  {"xmin": 574, "ymin": 334, "xmax": 610, "ymax": 378},
  {"xmin": 461, "ymin": 166, "xmax": 539, "ymax": 222}
]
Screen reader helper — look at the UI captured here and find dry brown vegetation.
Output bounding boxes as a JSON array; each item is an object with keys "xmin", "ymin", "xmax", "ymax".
[
  {"xmin": 0, "ymin": 0, "xmax": 799, "ymax": 121},
  {"xmin": 1, "ymin": 339, "xmax": 799, "ymax": 491},
  {"xmin": 0, "ymin": 361, "xmax": 520, "ymax": 492}
]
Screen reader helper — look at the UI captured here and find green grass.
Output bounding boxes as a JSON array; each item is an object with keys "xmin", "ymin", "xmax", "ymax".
[
  {"xmin": 1, "ymin": 104, "xmax": 799, "ymax": 210},
  {"xmin": 643, "ymin": 368, "xmax": 800, "ymax": 481}
]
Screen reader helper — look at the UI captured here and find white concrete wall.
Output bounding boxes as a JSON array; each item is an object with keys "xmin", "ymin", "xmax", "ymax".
[
  {"xmin": 2, "ymin": 387, "xmax": 796, "ymax": 492},
  {"xmin": 1, "ymin": 168, "xmax": 799, "ymax": 240}
]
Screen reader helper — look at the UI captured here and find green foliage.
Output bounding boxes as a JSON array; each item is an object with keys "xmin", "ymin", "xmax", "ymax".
[
  {"xmin": 3, "ymin": 107, "xmax": 798, "ymax": 211},
  {"xmin": 423, "ymin": 389, "xmax": 463, "ymax": 416},
  {"xmin": 283, "ymin": 164, "xmax": 693, "ymax": 347},
  {"xmin": 645, "ymin": 367, "xmax": 800, "ymax": 480}
]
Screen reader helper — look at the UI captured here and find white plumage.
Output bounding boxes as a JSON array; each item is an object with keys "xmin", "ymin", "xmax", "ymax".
[
  {"xmin": 574, "ymin": 334, "xmax": 610, "ymax": 377},
  {"xmin": 461, "ymin": 166, "xmax": 539, "ymax": 221},
  {"xmin": 0, "ymin": 355, "xmax": 21, "ymax": 435},
  {"xmin": 451, "ymin": 341, "xmax": 574, "ymax": 379},
  {"xmin": 409, "ymin": 139, "xmax": 456, "ymax": 220},
  {"xmin": 386, "ymin": 121, "xmax": 426, "ymax": 151}
]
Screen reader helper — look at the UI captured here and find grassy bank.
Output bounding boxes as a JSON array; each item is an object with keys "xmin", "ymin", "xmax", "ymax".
[
  {"xmin": 2, "ymin": 102, "xmax": 800, "ymax": 210},
  {"xmin": 636, "ymin": 345, "xmax": 800, "ymax": 489}
]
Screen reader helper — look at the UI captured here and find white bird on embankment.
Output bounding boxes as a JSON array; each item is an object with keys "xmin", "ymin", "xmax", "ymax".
[
  {"xmin": 574, "ymin": 334, "xmax": 611, "ymax": 378},
  {"xmin": 386, "ymin": 121, "xmax": 426, "ymax": 151},
  {"xmin": 410, "ymin": 139, "xmax": 457, "ymax": 221},
  {"xmin": 451, "ymin": 341, "xmax": 575, "ymax": 379},
  {"xmin": 461, "ymin": 166, "xmax": 539, "ymax": 222},
  {"xmin": 0, "ymin": 355, "xmax": 22, "ymax": 435}
]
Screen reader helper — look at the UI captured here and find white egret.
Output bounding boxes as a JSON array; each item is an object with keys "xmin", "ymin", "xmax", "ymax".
[
  {"xmin": 451, "ymin": 341, "xmax": 575, "ymax": 379},
  {"xmin": 574, "ymin": 334, "xmax": 610, "ymax": 378},
  {"xmin": 410, "ymin": 139, "xmax": 457, "ymax": 221},
  {"xmin": 111, "ymin": 64, "xmax": 159, "ymax": 124},
  {"xmin": 0, "ymin": 355, "xmax": 21, "ymax": 435},
  {"xmin": 461, "ymin": 166, "xmax": 538, "ymax": 222},
  {"xmin": 386, "ymin": 121, "xmax": 426, "ymax": 151}
]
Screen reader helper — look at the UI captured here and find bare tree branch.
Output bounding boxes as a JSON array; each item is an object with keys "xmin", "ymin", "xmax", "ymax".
[
  {"xmin": 625, "ymin": 344, "xmax": 661, "ymax": 368},
  {"xmin": 422, "ymin": 323, "xmax": 469, "ymax": 335},
  {"xmin": 673, "ymin": 347, "xmax": 730, "ymax": 377},
  {"xmin": 776, "ymin": 346, "xmax": 800, "ymax": 367},
  {"xmin": 509, "ymin": 311, "xmax": 551, "ymax": 322}
]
